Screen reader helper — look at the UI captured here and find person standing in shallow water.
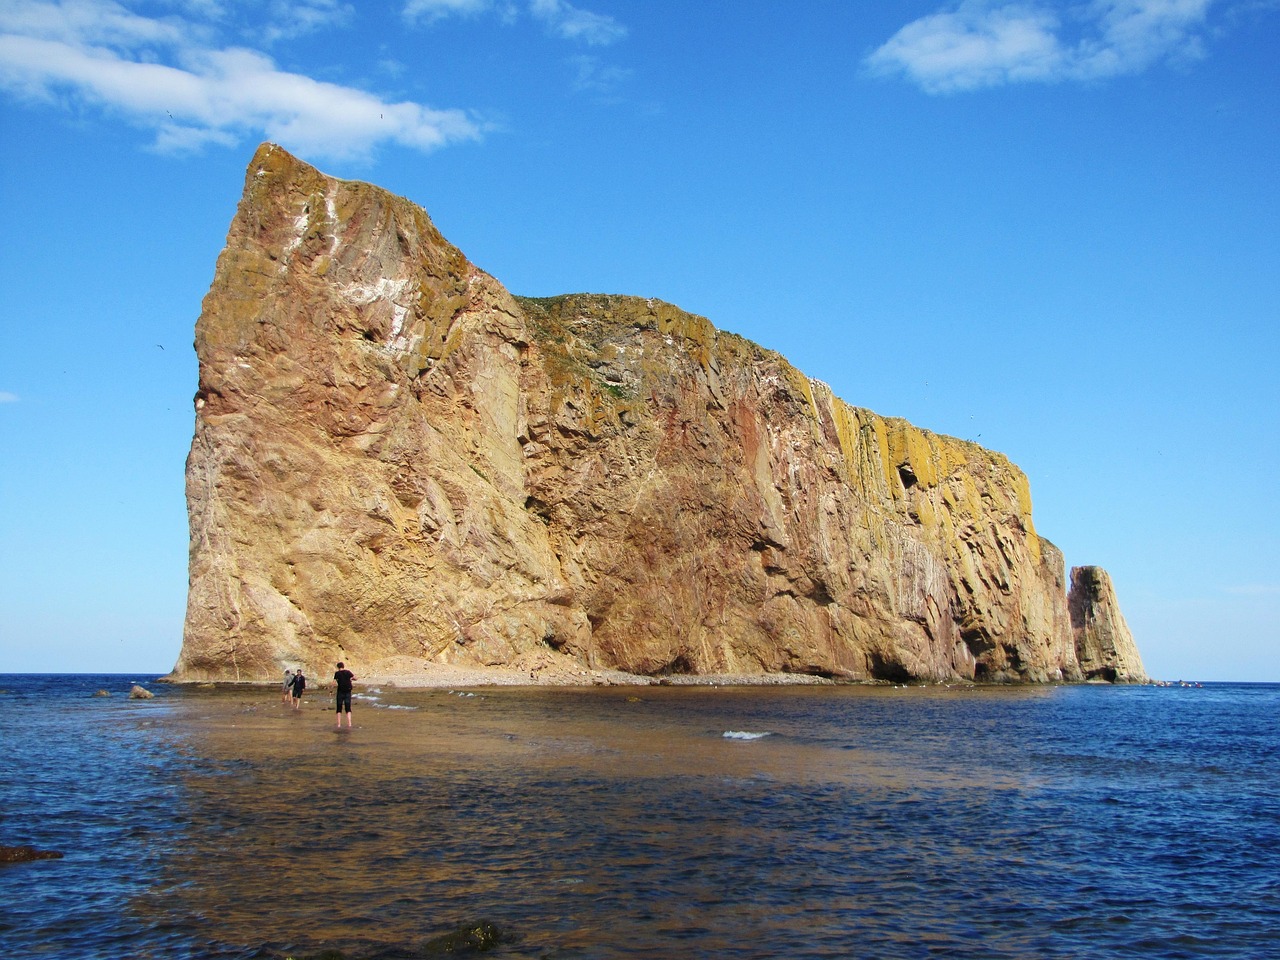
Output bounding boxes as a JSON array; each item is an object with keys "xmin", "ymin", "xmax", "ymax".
[
  {"xmin": 281, "ymin": 669, "xmax": 294, "ymax": 705},
  {"xmin": 334, "ymin": 662, "xmax": 355, "ymax": 728},
  {"xmin": 290, "ymin": 669, "xmax": 306, "ymax": 709}
]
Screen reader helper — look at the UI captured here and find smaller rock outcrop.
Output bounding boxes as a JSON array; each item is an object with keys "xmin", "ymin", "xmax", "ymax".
[
  {"xmin": 129, "ymin": 685, "xmax": 155, "ymax": 699},
  {"xmin": 1069, "ymin": 566, "xmax": 1146, "ymax": 682}
]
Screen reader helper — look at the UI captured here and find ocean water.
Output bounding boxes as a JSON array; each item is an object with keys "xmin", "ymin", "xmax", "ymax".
[{"xmin": 3, "ymin": 675, "xmax": 1278, "ymax": 959}]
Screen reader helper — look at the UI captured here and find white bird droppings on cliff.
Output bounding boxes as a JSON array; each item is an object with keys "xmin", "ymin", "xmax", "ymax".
[{"xmin": 339, "ymin": 276, "xmax": 409, "ymax": 306}]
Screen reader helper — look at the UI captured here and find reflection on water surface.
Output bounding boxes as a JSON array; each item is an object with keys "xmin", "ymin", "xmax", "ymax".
[{"xmin": 7, "ymin": 679, "xmax": 1280, "ymax": 959}]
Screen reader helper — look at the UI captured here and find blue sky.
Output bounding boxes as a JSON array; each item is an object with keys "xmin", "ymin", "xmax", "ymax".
[{"xmin": 1, "ymin": 0, "xmax": 1276, "ymax": 680}]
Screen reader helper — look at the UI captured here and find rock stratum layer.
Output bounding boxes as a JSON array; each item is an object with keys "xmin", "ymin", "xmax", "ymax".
[{"xmin": 172, "ymin": 144, "xmax": 1146, "ymax": 684}]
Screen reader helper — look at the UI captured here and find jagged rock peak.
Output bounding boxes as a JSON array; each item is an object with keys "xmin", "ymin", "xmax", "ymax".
[
  {"xmin": 1069, "ymin": 566, "xmax": 1147, "ymax": 683},
  {"xmin": 172, "ymin": 143, "xmax": 1143, "ymax": 685}
]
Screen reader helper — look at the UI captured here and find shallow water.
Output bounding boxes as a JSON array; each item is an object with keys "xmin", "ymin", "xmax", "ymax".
[{"xmin": 4, "ymin": 675, "xmax": 1278, "ymax": 959}]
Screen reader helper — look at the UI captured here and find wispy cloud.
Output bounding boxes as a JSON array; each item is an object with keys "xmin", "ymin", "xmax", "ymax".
[
  {"xmin": 403, "ymin": 0, "xmax": 504, "ymax": 22},
  {"xmin": 0, "ymin": 391, "xmax": 18, "ymax": 403},
  {"xmin": 569, "ymin": 53, "xmax": 631, "ymax": 98},
  {"xmin": 867, "ymin": 0, "xmax": 1219, "ymax": 93},
  {"xmin": 404, "ymin": 0, "xmax": 625, "ymax": 45},
  {"xmin": 259, "ymin": 1, "xmax": 354, "ymax": 44},
  {"xmin": 1224, "ymin": 583, "xmax": 1280, "ymax": 597},
  {"xmin": 0, "ymin": 0, "xmax": 484, "ymax": 159},
  {"xmin": 529, "ymin": 0, "xmax": 625, "ymax": 45}
]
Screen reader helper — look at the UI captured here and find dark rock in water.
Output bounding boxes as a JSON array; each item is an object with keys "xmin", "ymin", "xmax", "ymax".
[
  {"xmin": 0, "ymin": 845, "xmax": 64, "ymax": 865},
  {"xmin": 93, "ymin": 689, "xmax": 112, "ymax": 697},
  {"xmin": 288, "ymin": 922, "xmax": 511, "ymax": 960},
  {"xmin": 129, "ymin": 685, "xmax": 155, "ymax": 699},
  {"xmin": 420, "ymin": 921, "xmax": 510, "ymax": 955}
]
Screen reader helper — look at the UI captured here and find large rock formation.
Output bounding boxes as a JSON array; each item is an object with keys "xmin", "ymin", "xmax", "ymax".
[
  {"xmin": 171, "ymin": 143, "xmax": 1145, "ymax": 684},
  {"xmin": 1069, "ymin": 566, "xmax": 1147, "ymax": 682}
]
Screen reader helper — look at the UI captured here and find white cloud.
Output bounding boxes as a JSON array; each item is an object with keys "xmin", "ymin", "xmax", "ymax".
[
  {"xmin": 404, "ymin": 0, "xmax": 625, "ymax": 45},
  {"xmin": 0, "ymin": 0, "xmax": 483, "ymax": 159},
  {"xmin": 0, "ymin": 391, "xmax": 18, "ymax": 403},
  {"xmin": 529, "ymin": 0, "xmax": 625, "ymax": 45},
  {"xmin": 570, "ymin": 53, "xmax": 631, "ymax": 97},
  {"xmin": 0, "ymin": 0, "xmax": 185, "ymax": 47},
  {"xmin": 260, "ymin": 1, "xmax": 354, "ymax": 43},
  {"xmin": 403, "ymin": 0, "xmax": 497, "ymax": 21},
  {"xmin": 1225, "ymin": 583, "xmax": 1280, "ymax": 597},
  {"xmin": 867, "ymin": 0, "xmax": 1218, "ymax": 93}
]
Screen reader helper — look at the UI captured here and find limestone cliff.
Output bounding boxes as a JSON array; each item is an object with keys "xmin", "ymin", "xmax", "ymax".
[
  {"xmin": 1069, "ymin": 566, "xmax": 1147, "ymax": 682},
  {"xmin": 172, "ymin": 143, "xmax": 1143, "ymax": 684}
]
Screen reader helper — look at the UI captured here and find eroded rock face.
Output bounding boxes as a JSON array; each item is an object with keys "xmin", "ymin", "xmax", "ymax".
[
  {"xmin": 172, "ymin": 143, "xmax": 1142, "ymax": 684},
  {"xmin": 1069, "ymin": 566, "xmax": 1147, "ymax": 682}
]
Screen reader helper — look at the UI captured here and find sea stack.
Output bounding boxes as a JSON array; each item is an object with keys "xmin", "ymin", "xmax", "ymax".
[
  {"xmin": 1069, "ymin": 566, "xmax": 1147, "ymax": 682},
  {"xmin": 171, "ymin": 143, "xmax": 1145, "ymax": 685}
]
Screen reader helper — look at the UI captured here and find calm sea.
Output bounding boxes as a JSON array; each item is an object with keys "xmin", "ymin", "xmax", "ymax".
[{"xmin": 3, "ymin": 674, "xmax": 1277, "ymax": 959}]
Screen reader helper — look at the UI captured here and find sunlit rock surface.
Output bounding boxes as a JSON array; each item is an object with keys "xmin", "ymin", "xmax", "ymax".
[
  {"xmin": 172, "ymin": 143, "xmax": 1144, "ymax": 684},
  {"xmin": 1069, "ymin": 566, "xmax": 1147, "ymax": 683}
]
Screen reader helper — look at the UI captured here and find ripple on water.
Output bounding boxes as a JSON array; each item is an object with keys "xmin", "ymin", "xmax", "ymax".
[{"xmin": 4, "ymin": 678, "xmax": 1279, "ymax": 959}]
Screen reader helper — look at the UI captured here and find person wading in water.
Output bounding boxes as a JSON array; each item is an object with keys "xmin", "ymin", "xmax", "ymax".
[{"xmin": 333, "ymin": 662, "xmax": 356, "ymax": 728}]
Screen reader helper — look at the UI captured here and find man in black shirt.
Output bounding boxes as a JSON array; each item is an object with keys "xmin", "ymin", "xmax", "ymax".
[{"xmin": 334, "ymin": 661, "xmax": 356, "ymax": 728}]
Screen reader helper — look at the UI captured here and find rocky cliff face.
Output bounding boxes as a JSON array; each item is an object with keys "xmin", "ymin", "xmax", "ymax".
[{"xmin": 172, "ymin": 143, "xmax": 1145, "ymax": 684}]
